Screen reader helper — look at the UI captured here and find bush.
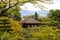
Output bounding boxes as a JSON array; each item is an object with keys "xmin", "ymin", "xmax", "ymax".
[
  {"xmin": 1, "ymin": 31, "xmax": 17, "ymax": 40},
  {"xmin": 22, "ymin": 26, "xmax": 59, "ymax": 40}
]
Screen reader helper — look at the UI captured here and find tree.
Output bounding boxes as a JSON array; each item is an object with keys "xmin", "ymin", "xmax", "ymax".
[
  {"xmin": 48, "ymin": 10, "xmax": 60, "ymax": 23},
  {"xmin": 7, "ymin": 6, "xmax": 21, "ymax": 21},
  {"xmin": 21, "ymin": 26, "xmax": 58, "ymax": 40},
  {"xmin": 1, "ymin": 31, "xmax": 17, "ymax": 40},
  {"xmin": 23, "ymin": 12, "xmax": 39, "ymax": 20},
  {"xmin": 23, "ymin": 16, "xmax": 30, "ymax": 20},
  {"xmin": 34, "ymin": 12, "xmax": 39, "ymax": 20},
  {"xmin": 0, "ymin": 0, "xmax": 52, "ymax": 16},
  {"xmin": 0, "ymin": 17, "xmax": 12, "ymax": 32}
]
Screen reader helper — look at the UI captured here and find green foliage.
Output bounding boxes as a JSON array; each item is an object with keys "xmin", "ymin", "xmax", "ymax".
[
  {"xmin": 0, "ymin": 17, "xmax": 12, "ymax": 32},
  {"xmin": 34, "ymin": 12, "xmax": 39, "ymax": 20},
  {"xmin": 1, "ymin": 31, "xmax": 17, "ymax": 40},
  {"xmin": 0, "ymin": 0, "xmax": 57, "ymax": 40},
  {"xmin": 0, "ymin": 0, "xmax": 52, "ymax": 20},
  {"xmin": 21, "ymin": 26, "xmax": 59, "ymax": 40},
  {"xmin": 9, "ymin": 18, "xmax": 23, "ymax": 31},
  {"xmin": 0, "ymin": 17, "xmax": 60, "ymax": 40},
  {"xmin": 23, "ymin": 12, "xmax": 39, "ymax": 20},
  {"xmin": 7, "ymin": 6, "xmax": 21, "ymax": 21},
  {"xmin": 0, "ymin": 17, "xmax": 23, "ymax": 40},
  {"xmin": 23, "ymin": 16, "xmax": 30, "ymax": 20},
  {"xmin": 48, "ymin": 10, "xmax": 60, "ymax": 23}
]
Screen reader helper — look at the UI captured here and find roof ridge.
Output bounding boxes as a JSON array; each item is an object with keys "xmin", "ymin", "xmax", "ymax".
[{"xmin": 21, "ymin": 18, "xmax": 40, "ymax": 23}]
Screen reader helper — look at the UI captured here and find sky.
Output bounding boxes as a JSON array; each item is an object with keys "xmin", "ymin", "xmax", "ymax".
[{"xmin": 20, "ymin": 0, "xmax": 60, "ymax": 17}]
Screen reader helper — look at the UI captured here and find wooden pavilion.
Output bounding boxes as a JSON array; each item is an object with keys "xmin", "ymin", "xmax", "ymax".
[{"xmin": 21, "ymin": 18, "xmax": 40, "ymax": 28}]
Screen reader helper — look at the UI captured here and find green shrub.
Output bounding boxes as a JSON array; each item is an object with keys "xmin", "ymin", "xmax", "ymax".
[{"xmin": 1, "ymin": 31, "xmax": 17, "ymax": 40}]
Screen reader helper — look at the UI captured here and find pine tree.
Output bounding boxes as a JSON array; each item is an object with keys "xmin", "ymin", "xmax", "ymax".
[
  {"xmin": 34, "ymin": 12, "xmax": 39, "ymax": 20},
  {"xmin": 0, "ymin": 17, "xmax": 12, "ymax": 32}
]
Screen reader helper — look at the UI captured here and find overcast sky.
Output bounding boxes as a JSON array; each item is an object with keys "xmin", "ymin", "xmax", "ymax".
[
  {"xmin": 47, "ymin": 0, "xmax": 60, "ymax": 10},
  {"xmin": 20, "ymin": 0, "xmax": 60, "ymax": 17}
]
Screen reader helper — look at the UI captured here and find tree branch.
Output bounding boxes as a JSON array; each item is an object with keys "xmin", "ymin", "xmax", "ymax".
[
  {"xmin": 0, "ymin": 0, "xmax": 19, "ymax": 14},
  {"xmin": 6, "ymin": 3, "xmax": 18, "ymax": 12},
  {"xmin": 0, "ymin": 3, "xmax": 18, "ymax": 15},
  {"xmin": 9, "ymin": 0, "xmax": 10, "ymax": 8}
]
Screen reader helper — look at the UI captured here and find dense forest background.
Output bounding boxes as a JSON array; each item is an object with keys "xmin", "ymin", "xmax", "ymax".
[{"xmin": 0, "ymin": 0, "xmax": 60, "ymax": 40}]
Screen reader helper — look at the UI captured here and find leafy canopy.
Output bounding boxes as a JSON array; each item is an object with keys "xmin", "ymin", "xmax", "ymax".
[
  {"xmin": 0, "ymin": 0, "xmax": 52, "ymax": 20},
  {"xmin": 48, "ymin": 10, "xmax": 60, "ymax": 23},
  {"xmin": 0, "ymin": 0, "xmax": 52, "ymax": 11}
]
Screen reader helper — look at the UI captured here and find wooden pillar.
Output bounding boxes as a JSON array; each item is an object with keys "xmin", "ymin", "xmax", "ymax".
[
  {"xmin": 28, "ymin": 25, "xmax": 30, "ymax": 28},
  {"xmin": 35, "ymin": 25, "xmax": 37, "ymax": 27},
  {"xmin": 32, "ymin": 25, "xmax": 34, "ymax": 27}
]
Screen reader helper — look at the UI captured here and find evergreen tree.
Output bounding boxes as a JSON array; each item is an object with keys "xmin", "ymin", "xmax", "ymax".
[
  {"xmin": 0, "ymin": 17, "xmax": 12, "ymax": 32},
  {"xmin": 34, "ymin": 12, "xmax": 39, "ymax": 20}
]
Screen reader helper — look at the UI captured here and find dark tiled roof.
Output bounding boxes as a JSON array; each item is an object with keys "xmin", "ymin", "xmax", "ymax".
[{"xmin": 21, "ymin": 18, "xmax": 40, "ymax": 24}]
